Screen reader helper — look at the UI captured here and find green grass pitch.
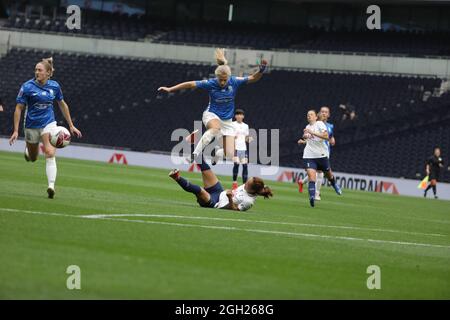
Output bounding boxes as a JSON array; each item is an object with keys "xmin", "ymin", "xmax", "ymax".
[{"xmin": 0, "ymin": 150, "xmax": 449, "ymax": 299}]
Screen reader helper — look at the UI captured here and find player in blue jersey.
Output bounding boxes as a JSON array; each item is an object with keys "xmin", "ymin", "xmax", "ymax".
[
  {"xmin": 158, "ymin": 48, "xmax": 267, "ymax": 164},
  {"xmin": 8, "ymin": 57, "xmax": 82, "ymax": 199},
  {"xmin": 298, "ymin": 107, "xmax": 337, "ymax": 200}
]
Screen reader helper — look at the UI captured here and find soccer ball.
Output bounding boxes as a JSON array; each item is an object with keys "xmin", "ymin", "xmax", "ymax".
[{"xmin": 50, "ymin": 126, "xmax": 71, "ymax": 148}]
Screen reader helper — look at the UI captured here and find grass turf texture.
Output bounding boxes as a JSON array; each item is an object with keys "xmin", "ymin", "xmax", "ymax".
[{"xmin": 0, "ymin": 150, "xmax": 449, "ymax": 299}]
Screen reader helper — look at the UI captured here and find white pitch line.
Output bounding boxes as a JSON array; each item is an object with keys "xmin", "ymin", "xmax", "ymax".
[
  {"xmin": 81, "ymin": 213, "xmax": 446, "ymax": 238},
  {"xmin": 1, "ymin": 207, "xmax": 450, "ymax": 250}
]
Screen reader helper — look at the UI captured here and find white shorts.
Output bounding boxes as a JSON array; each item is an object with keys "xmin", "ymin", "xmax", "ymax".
[
  {"xmin": 234, "ymin": 149, "xmax": 248, "ymax": 164},
  {"xmin": 202, "ymin": 111, "xmax": 235, "ymax": 136},
  {"xmin": 24, "ymin": 121, "xmax": 57, "ymax": 144}
]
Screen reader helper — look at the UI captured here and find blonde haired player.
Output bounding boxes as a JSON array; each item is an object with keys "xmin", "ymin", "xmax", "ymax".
[
  {"xmin": 232, "ymin": 109, "xmax": 252, "ymax": 190},
  {"xmin": 8, "ymin": 57, "xmax": 82, "ymax": 198},
  {"xmin": 298, "ymin": 110, "xmax": 341, "ymax": 207},
  {"xmin": 158, "ymin": 48, "xmax": 267, "ymax": 164}
]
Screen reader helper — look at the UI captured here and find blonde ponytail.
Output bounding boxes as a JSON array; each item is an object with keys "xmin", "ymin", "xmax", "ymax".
[
  {"xmin": 41, "ymin": 57, "xmax": 54, "ymax": 77},
  {"xmin": 214, "ymin": 48, "xmax": 231, "ymax": 77},
  {"xmin": 214, "ymin": 48, "xmax": 228, "ymax": 65}
]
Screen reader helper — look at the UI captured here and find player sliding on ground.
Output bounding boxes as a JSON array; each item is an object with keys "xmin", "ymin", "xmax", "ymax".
[
  {"xmin": 168, "ymin": 153, "xmax": 273, "ymax": 211},
  {"xmin": 8, "ymin": 57, "xmax": 82, "ymax": 199},
  {"xmin": 158, "ymin": 48, "xmax": 267, "ymax": 164},
  {"xmin": 298, "ymin": 110, "xmax": 341, "ymax": 207}
]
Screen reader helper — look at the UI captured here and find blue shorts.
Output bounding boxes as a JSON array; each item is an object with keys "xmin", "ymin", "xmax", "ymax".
[
  {"xmin": 304, "ymin": 157, "xmax": 331, "ymax": 172},
  {"xmin": 201, "ymin": 182, "xmax": 224, "ymax": 208}
]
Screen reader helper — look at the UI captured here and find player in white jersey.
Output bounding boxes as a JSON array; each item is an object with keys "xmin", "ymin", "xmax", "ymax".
[
  {"xmin": 232, "ymin": 109, "xmax": 252, "ymax": 190},
  {"xmin": 298, "ymin": 110, "xmax": 341, "ymax": 207},
  {"xmin": 169, "ymin": 147, "xmax": 272, "ymax": 211},
  {"xmin": 299, "ymin": 106, "xmax": 335, "ymax": 200}
]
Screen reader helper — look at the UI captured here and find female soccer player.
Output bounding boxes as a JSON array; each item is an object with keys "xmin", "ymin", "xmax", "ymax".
[
  {"xmin": 424, "ymin": 146, "xmax": 444, "ymax": 199},
  {"xmin": 298, "ymin": 110, "xmax": 341, "ymax": 207},
  {"xmin": 8, "ymin": 57, "xmax": 82, "ymax": 199},
  {"xmin": 298, "ymin": 106, "xmax": 335, "ymax": 200},
  {"xmin": 232, "ymin": 108, "xmax": 252, "ymax": 190},
  {"xmin": 169, "ymin": 154, "xmax": 272, "ymax": 211},
  {"xmin": 158, "ymin": 48, "xmax": 267, "ymax": 164}
]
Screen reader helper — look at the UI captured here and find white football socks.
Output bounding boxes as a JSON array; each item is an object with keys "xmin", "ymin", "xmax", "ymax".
[
  {"xmin": 316, "ymin": 171, "xmax": 324, "ymax": 194},
  {"xmin": 46, "ymin": 157, "xmax": 57, "ymax": 189},
  {"xmin": 193, "ymin": 129, "xmax": 220, "ymax": 157}
]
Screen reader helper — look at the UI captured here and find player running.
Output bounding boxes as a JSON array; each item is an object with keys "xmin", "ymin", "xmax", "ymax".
[
  {"xmin": 158, "ymin": 48, "xmax": 267, "ymax": 164},
  {"xmin": 8, "ymin": 57, "xmax": 82, "ymax": 199},
  {"xmin": 168, "ymin": 154, "xmax": 273, "ymax": 211},
  {"xmin": 298, "ymin": 110, "xmax": 341, "ymax": 207},
  {"xmin": 232, "ymin": 109, "xmax": 252, "ymax": 190},
  {"xmin": 424, "ymin": 146, "xmax": 444, "ymax": 199},
  {"xmin": 298, "ymin": 106, "xmax": 335, "ymax": 200}
]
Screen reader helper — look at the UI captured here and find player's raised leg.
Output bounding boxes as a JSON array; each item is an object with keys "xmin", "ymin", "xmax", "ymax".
[
  {"xmin": 169, "ymin": 169, "xmax": 211, "ymax": 206},
  {"xmin": 192, "ymin": 118, "xmax": 221, "ymax": 160}
]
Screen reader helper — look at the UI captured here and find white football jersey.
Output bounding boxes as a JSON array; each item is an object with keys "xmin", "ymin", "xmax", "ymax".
[
  {"xmin": 216, "ymin": 185, "xmax": 256, "ymax": 211},
  {"xmin": 303, "ymin": 121, "xmax": 329, "ymax": 159},
  {"xmin": 233, "ymin": 121, "xmax": 249, "ymax": 151}
]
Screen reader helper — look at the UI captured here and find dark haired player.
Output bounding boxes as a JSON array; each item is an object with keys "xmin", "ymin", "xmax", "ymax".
[{"xmin": 232, "ymin": 109, "xmax": 251, "ymax": 190}]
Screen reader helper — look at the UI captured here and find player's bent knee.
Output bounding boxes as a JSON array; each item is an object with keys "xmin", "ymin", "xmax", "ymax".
[{"xmin": 208, "ymin": 127, "xmax": 220, "ymax": 135}]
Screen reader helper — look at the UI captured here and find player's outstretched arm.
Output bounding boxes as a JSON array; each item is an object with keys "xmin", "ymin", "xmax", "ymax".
[
  {"xmin": 57, "ymin": 100, "xmax": 82, "ymax": 138},
  {"xmin": 158, "ymin": 81, "xmax": 196, "ymax": 93},
  {"xmin": 9, "ymin": 104, "xmax": 24, "ymax": 145},
  {"xmin": 247, "ymin": 59, "xmax": 268, "ymax": 84}
]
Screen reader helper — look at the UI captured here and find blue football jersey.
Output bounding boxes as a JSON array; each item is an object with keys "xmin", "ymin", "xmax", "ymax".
[
  {"xmin": 324, "ymin": 122, "xmax": 334, "ymax": 153},
  {"xmin": 16, "ymin": 79, "xmax": 64, "ymax": 129},
  {"xmin": 195, "ymin": 76, "xmax": 248, "ymax": 120}
]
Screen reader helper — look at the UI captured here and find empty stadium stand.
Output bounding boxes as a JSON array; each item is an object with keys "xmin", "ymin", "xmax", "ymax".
[{"xmin": 2, "ymin": 12, "xmax": 450, "ymax": 57}]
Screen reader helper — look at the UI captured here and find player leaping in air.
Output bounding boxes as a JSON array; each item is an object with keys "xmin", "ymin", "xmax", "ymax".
[
  {"xmin": 298, "ymin": 110, "xmax": 341, "ymax": 207},
  {"xmin": 158, "ymin": 48, "xmax": 267, "ymax": 165}
]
